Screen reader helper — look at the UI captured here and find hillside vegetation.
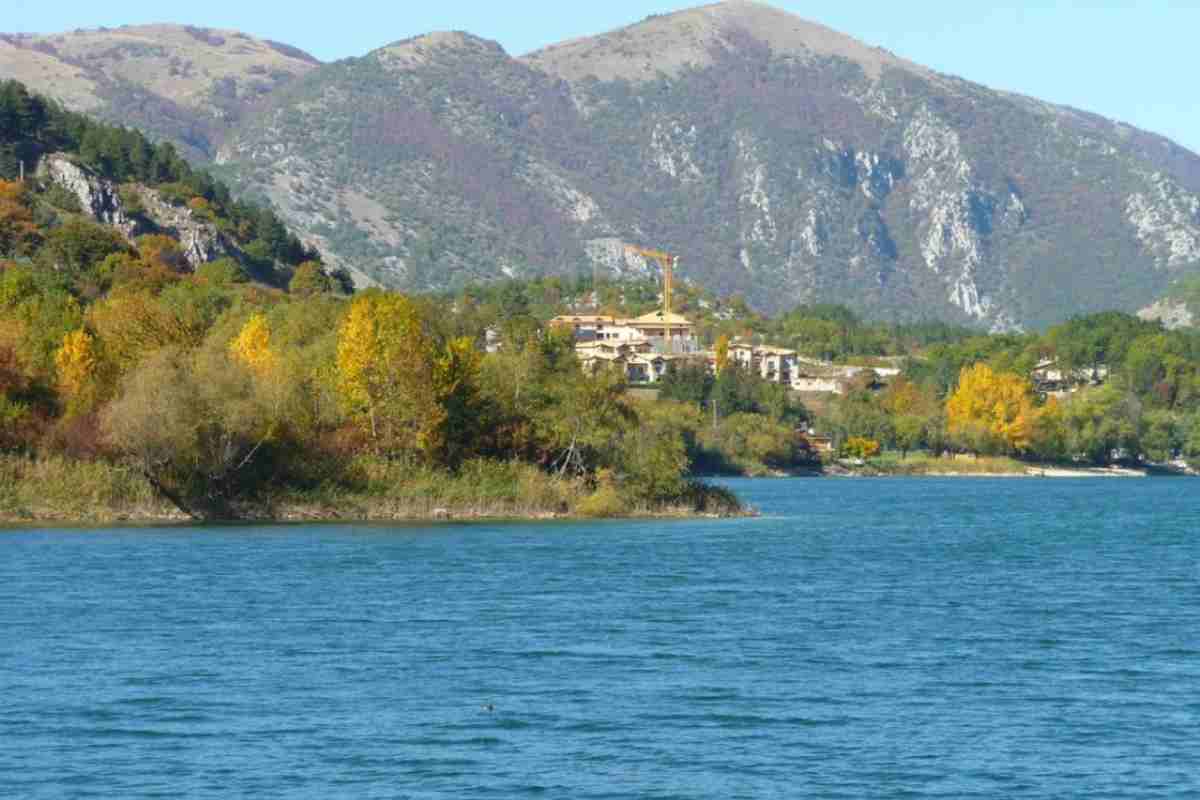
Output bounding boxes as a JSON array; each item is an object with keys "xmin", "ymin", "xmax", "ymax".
[{"xmin": 0, "ymin": 82, "xmax": 741, "ymax": 522}]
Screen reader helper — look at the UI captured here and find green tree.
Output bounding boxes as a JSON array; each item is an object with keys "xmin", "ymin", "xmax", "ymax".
[
  {"xmin": 658, "ymin": 359, "xmax": 713, "ymax": 407},
  {"xmin": 39, "ymin": 219, "xmax": 128, "ymax": 277},
  {"xmin": 101, "ymin": 346, "xmax": 285, "ymax": 518},
  {"xmin": 893, "ymin": 414, "xmax": 926, "ymax": 459},
  {"xmin": 289, "ymin": 260, "xmax": 334, "ymax": 296}
]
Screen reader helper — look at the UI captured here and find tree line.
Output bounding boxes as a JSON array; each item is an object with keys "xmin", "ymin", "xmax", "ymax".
[{"xmin": 815, "ymin": 312, "xmax": 1200, "ymax": 467}]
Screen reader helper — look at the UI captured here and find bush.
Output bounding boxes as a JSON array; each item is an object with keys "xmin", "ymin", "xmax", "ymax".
[
  {"xmin": 577, "ymin": 484, "xmax": 625, "ymax": 518},
  {"xmin": 40, "ymin": 183, "xmax": 82, "ymax": 213},
  {"xmin": 842, "ymin": 436, "xmax": 881, "ymax": 459}
]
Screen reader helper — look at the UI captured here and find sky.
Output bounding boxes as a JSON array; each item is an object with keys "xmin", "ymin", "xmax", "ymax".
[{"xmin": 6, "ymin": 0, "xmax": 1198, "ymax": 152}]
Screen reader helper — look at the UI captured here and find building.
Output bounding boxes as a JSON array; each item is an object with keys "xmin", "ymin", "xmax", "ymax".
[
  {"xmin": 551, "ymin": 310, "xmax": 700, "ymax": 384},
  {"xmin": 730, "ymin": 343, "xmax": 801, "ymax": 384},
  {"xmin": 556, "ymin": 313, "xmax": 899, "ymax": 393},
  {"xmin": 551, "ymin": 312, "xmax": 697, "ymax": 352},
  {"xmin": 1032, "ymin": 359, "xmax": 1109, "ymax": 396}
]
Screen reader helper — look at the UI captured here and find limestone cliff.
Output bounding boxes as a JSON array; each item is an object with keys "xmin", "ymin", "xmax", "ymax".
[{"xmin": 38, "ymin": 153, "xmax": 231, "ymax": 269}]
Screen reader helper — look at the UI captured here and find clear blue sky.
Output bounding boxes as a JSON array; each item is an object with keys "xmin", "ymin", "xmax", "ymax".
[{"xmin": 7, "ymin": 0, "xmax": 1198, "ymax": 152}]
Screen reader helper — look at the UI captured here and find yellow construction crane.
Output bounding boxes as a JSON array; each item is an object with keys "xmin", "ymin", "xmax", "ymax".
[{"xmin": 625, "ymin": 245, "xmax": 679, "ymax": 344}]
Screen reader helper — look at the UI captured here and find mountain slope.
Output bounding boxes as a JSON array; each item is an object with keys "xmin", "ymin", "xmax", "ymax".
[
  {"xmin": 12, "ymin": 3, "xmax": 1199, "ymax": 328},
  {"xmin": 0, "ymin": 25, "xmax": 318, "ymax": 160},
  {"xmin": 210, "ymin": 2, "xmax": 1200, "ymax": 328},
  {"xmin": 523, "ymin": 0, "xmax": 925, "ymax": 83}
]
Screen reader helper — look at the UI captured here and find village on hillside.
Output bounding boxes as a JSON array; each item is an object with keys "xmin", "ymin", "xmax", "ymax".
[
  {"xmin": 538, "ymin": 297, "xmax": 1134, "ymax": 467},
  {"xmin": 548, "ymin": 310, "xmax": 901, "ymax": 394}
]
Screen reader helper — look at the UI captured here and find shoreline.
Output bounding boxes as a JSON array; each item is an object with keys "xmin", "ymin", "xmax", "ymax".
[
  {"xmin": 704, "ymin": 463, "xmax": 1196, "ymax": 479},
  {"xmin": 0, "ymin": 502, "xmax": 757, "ymax": 528}
]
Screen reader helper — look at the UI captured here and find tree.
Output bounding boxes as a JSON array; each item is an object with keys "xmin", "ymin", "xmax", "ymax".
[
  {"xmin": 229, "ymin": 313, "xmax": 278, "ymax": 378},
  {"xmin": 1185, "ymin": 415, "xmax": 1200, "ymax": 470},
  {"xmin": 195, "ymin": 258, "xmax": 248, "ymax": 287},
  {"xmin": 88, "ymin": 290, "xmax": 188, "ymax": 371},
  {"xmin": 135, "ymin": 234, "xmax": 189, "ymax": 273},
  {"xmin": 1028, "ymin": 396, "xmax": 1067, "ymax": 462},
  {"xmin": 617, "ymin": 399, "xmax": 697, "ymax": 501},
  {"xmin": 1140, "ymin": 409, "xmax": 1184, "ymax": 463},
  {"xmin": 288, "ymin": 260, "xmax": 334, "ymax": 296},
  {"xmin": 711, "ymin": 364, "xmax": 763, "ymax": 419},
  {"xmin": 714, "ymin": 334, "xmax": 730, "ymax": 375},
  {"xmin": 538, "ymin": 367, "xmax": 634, "ymax": 477},
  {"xmin": 102, "ymin": 346, "xmax": 284, "ymax": 518},
  {"xmin": 0, "ymin": 180, "xmax": 40, "ymax": 257},
  {"xmin": 54, "ymin": 329, "xmax": 103, "ymax": 417},
  {"xmin": 945, "ymin": 363, "xmax": 1037, "ymax": 454},
  {"xmin": 893, "ymin": 415, "xmax": 925, "ymax": 459},
  {"xmin": 336, "ymin": 291, "xmax": 445, "ymax": 459},
  {"xmin": 842, "ymin": 436, "xmax": 881, "ymax": 460},
  {"xmin": 1059, "ymin": 384, "xmax": 1142, "ymax": 465},
  {"xmin": 434, "ymin": 335, "xmax": 484, "ymax": 468},
  {"xmin": 703, "ymin": 411, "xmax": 796, "ymax": 473},
  {"xmin": 39, "ymin": 219, "xmax": 127, "ymax": 277},
  {"xmin": 658, "ymin": 359, "xmax": 713, "ymax": 407}
]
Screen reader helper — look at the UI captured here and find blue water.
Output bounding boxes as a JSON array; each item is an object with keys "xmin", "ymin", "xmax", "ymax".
[{"xmin": 2, "ymin": 478, "xmax": 1199, "ymax": 798}]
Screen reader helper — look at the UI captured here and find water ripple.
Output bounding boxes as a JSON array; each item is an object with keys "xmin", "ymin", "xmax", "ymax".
[{"xmin": 2, "ymin": 477, "xmax": 1199, "ymax": 797}]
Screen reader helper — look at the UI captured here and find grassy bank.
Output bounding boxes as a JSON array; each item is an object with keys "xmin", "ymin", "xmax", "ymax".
[
  {"xmin": 0, "ymin": 455, "xmax": 745, "ymax": 525},
  {"xmin": 0, "ymin": 455, "xmax": 183, "ymax": 523},
  {"xmin": 829, "ymin": 453, "xmax": 1175, "ymax": 477},
  {"xmin": 858, "ymin": 454, "xmax": 1029, "ymax": 476}
]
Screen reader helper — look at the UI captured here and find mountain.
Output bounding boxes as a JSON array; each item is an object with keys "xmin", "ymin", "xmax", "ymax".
[
  {"xmin": 8, "ymin": 2, "xmax": 1200, "ymax": 328},
  {"xmin": 0, "ymin": 25, "xmax": 318, "ymax": 161}
]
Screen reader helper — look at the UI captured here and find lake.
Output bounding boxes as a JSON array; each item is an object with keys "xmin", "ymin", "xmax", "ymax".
[{"xmin": 2, "ymin": 477, "xmax": 1199, "ymax": 798}]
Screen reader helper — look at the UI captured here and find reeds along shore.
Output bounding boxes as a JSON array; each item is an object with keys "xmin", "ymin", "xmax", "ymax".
[{"xmin": 0, "ymin": 455, "xmax": 745, "ymax": 525}]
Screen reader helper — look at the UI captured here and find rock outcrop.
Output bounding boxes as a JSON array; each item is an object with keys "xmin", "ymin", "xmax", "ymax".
[
  {"xmin": 1138, "ymin": 299, "xmax": 1196, "ymax": 330},
  {"xmin": 37, "ymin": 154, "xmax": 136, "ymax": 235},
  {"xmin": 135, "ymin": 189, "xmax": 231, "ymax": 268},
  {"xmin": 38, "ymin": 153, "xmax": 231, "ymax": 269}
]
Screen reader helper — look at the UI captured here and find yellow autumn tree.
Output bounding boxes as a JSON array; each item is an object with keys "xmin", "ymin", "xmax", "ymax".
[
  {"xmin": 946, "ymin": 363, "xmax": 1036, "ymax": 454},
  {"xmin": 336, "ymin": 292, "xmax": 446, "ymax": 459},
  {"xmin": 229, "ymin": 313, "xmax": 278, "ymax": 377},
  {"xmin": 714, "ymin": 334, "xmax": 731, "ymax": 375},
  {"xmin": 55, "ymin": 329, "xmax": 102, "ymax": 416}
]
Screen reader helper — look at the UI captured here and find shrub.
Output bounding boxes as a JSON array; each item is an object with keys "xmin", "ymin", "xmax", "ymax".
[
  {"xmin": 577, "ymin": 484, "xmax": 625, "ymax": 518},
  {"xmin": 842, "ymin": 436, "xmax": 881, "ymax": 459}
]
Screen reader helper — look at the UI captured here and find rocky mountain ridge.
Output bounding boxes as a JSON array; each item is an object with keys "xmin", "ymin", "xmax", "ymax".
[{"xmin": 7, "ymin": 2, "xmax": 1200, "ymax": 327}]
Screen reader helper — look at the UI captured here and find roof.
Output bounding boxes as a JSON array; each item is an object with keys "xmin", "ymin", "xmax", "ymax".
[
  {"xmin": 728, "ymin": 343, "xmax": 796, "ymax": 356},
  {"xmin": 579, "ymin": 350, "xmax": 627, "ymax": 362},
  {"xmin": 627, "ymin": 310, "xmax": 694, "ymax": 327},
  {"xmin": 550, "ymin": 314, "xmax": 620, "ymax": 325}
]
